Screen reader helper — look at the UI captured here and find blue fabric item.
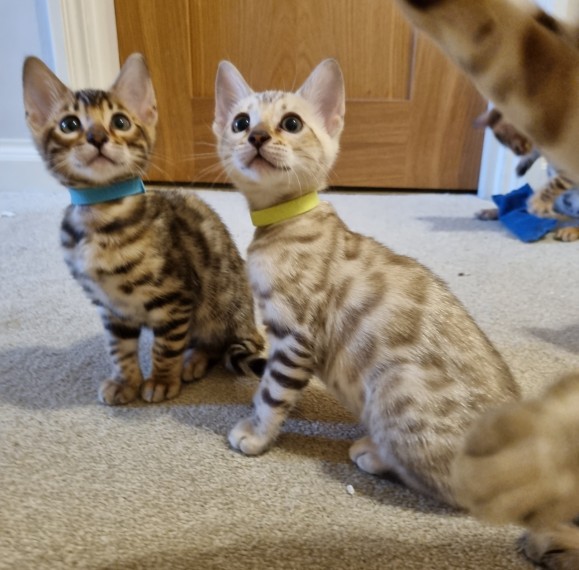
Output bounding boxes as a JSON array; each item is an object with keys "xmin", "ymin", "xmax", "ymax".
[
  {"xmin": 67, "ymin": 178, "xmax": 145, "ymax": 205},
  {"xmin": 492, "ymin": 184, "xmax": 557, "ymax": 243}
]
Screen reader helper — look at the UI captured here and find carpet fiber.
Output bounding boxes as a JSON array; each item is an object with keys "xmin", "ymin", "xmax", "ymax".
[{"xmin": 2, "ymin": 186, "xmax": 579, "ymax": 570}]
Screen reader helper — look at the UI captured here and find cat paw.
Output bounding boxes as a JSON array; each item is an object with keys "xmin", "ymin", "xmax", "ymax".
[
  {"xmin": 141, "ymin": 379, "xmax": 181, "ymax": 403},
  {"xmin": 520, "ymin": 528, "xmax": 579, "ymax": 570},
  {"xmin": 228, "ymin": 417, "xmax": 272, "ymax": 456},
  {"xmin": 98, "ymin": 379, "xmax": 139, "ymax": 405},
  {"xmin": 349, "ymin": 436, "xmax": 391, "ymax": 475},
  {"xmin": 182, "ymin": 349, "xmax": 209, "ymax": 382},
  {"xmin": 527, "ymin": 193, "xmax": 558, "ymax": 218},
  {"xmin": 475, "ymin": 207, "xmax": 499, "ymax": 221},
  {"xmin": 554, "ymin": 227, "xmax": 579, "ymax": 242}
]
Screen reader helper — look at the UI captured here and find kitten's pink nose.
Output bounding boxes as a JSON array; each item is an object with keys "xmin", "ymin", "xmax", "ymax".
[
  {"xmin": 248, "ymin": 130, "xmax": 271, "ymax": 150},
  {"xmin": 87, "ymin": 127, "xmax": 109, "ymax": 150}
]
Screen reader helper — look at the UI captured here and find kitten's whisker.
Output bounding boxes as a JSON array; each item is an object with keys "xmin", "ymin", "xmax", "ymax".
[{"xmin": 195, "ymin": 161, "xmax": 229, "ymax": 184}]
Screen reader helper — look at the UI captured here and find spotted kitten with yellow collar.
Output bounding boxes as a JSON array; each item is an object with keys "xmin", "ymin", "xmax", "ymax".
[
  {"xmin": 214, "ymin": 58, "xmax": 519, "ymax": 507},
  {"xmin": 23, "ymin": 54, "xmax": 264, "ymax": 405}
]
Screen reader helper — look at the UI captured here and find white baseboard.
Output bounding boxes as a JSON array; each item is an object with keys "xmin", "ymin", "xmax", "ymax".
[{"xmin": 0, "ymin": 139, "xmax": 61, "ymax": 193}]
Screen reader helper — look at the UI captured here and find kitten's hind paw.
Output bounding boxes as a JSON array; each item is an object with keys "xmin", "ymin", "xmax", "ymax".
[
  {"xmin": 141, "ymin": 378, "xmax": 181, "ymax": 403},
  {"xmin": 98, "ymin": 379, "xmax": 139, "ymax": 405},
  {"xmin": 182, "ymin": 349, "xmax": 210, "ymax": 382},
  {"xmin": 228, "ymin": 417, "xmax": 273, "ymax": 456},
  {"xmin": 475, "ymin": 207, "xmax": 499, "ymax": 221},
  {"xmin": 349, "ymin": 436, "xmax": 391, "ymax": 475}
]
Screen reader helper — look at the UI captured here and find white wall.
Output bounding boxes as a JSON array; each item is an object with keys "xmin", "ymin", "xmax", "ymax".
[
  {"xmin": 0, "ymin": 0, "xmax": 43, "ymax": 139},
  {"xmin": 0, "ymin": 0, "xmax": 65, "ymax": 192}
]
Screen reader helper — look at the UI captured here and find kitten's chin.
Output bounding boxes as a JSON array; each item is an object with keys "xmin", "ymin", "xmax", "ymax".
[{"xmin": 231, "ymin": 157, "xmax": 286, "ymax": 187}]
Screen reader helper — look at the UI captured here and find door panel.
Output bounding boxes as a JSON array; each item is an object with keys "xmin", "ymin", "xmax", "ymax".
[{"xmin": 115, "ymin": 0, "xmax": 486, "ymax": 189}]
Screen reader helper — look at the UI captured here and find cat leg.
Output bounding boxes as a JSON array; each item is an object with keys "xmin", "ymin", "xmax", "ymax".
[
  {"xmin": 141, "ymin": 316, "xmax": 193, "ymax": 403},
  {"xmin": 228, "ymin": 335, "xmax": 313, "ymax": 456},
  {"xmin": 98, "ymin": 314, "xmax": 143, "ymax": 405},
  {"xmin": 520, "ymin": 525, "xmax": 579, "ymax": 570}
]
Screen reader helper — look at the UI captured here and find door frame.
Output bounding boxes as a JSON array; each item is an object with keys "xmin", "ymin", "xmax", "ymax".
[
  {"xmin": 51, "ymin": 0, "xmax": 575, "ymax": 195},
  {"xmin": 49, "ymin": 0, "xmax": 120, "ymax": 90}
]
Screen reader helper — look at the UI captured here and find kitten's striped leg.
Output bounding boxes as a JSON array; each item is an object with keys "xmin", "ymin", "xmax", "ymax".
[
  {"xmin": 228, "ymin": 333, "xmax": 314, "ymax": 456},
  {"xmin": 98, "ymin": 314, "xmax": 143, "ymax": 405},
  {"xmin": 141, "ymin": 315, "xmax": 192, "ymax": 403}
]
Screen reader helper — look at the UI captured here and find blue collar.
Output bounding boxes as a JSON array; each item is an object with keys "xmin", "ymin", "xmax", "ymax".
[{"xmin": 67, "ymin": 178, "xmax": 146, "ymax": 205}]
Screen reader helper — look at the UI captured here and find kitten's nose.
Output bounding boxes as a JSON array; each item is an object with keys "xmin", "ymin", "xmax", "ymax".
[
  {"xmin": 87, "ymin": 127, "xmax": 109, "ymax": 150},
  {"xmin": 248, "ymin": 130, "xmax": 271, "ymax": 150}
]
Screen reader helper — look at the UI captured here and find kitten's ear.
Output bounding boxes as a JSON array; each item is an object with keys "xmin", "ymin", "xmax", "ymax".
[
  {"xmin": 297, "ymin": 59, "xmax": 345, "ymax": 138},
  {"xmin": 110, "ymin": 53, "xmax": 157, "ymax": 126},
  {"xmin": 22, "ymin": 57, "xmax": 72, "ymax": 132},
  {"xmin": 213, "ymin": 61, "xmax": 253, "ymax": 134}
]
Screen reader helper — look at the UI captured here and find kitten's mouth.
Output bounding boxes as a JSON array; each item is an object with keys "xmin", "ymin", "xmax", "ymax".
[
  {"xmin": 246, "ymin": 153, "xmax": 288, "ymax": 172},
  {"xmin": 87, "ymin": 152, "xmax": 116, "ymax": 167}
]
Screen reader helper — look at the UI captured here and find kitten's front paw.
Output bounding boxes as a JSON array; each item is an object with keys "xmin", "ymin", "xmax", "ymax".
[
  {"xmin": 554, "ymin": 227, "xmax": 579, "ymax": 242},
  {"xmin": 228, "ymin": 417, "xmax": 273, "ymax": 456},
  {"xmin": 98, "ymin": 379, "xmax": 139, "ymax": 405},
  {"xmin": 141, "ymin": 379, "xmax": 181, "ymax": 403},
  {"xmin": 527, "ymin": 193, "xmax": 558, "ymax": 218}
]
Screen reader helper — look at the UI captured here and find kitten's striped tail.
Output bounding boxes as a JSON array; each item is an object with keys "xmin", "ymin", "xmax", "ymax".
[{"xmin": 225, "ymin": 339, "xmax": 267, "ymax": 378}]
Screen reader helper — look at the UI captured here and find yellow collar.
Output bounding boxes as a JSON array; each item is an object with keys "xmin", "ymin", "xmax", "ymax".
[{"xmin": 250, "ymin": 192, "xmax": 320, "ymax": 227}]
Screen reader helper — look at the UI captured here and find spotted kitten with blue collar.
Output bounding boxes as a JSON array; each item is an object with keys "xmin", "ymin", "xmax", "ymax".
[{"xmin": 23, "ymin": 53, "xmax": 264, "ymax": 405}]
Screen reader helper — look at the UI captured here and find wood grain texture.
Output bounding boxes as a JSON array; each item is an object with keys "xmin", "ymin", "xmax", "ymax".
[{"xmin": 115, "ymin": 0, "xmax": 486, "ymax": 189}]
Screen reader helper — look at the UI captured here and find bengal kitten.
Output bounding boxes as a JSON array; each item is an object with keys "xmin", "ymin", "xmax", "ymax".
[
  {"xmin": 213, "ymin": 58, "xmax": 519, "ymax": 508},
  {"xmin": 395, "ymin": 0, "xmax": 579, "ymax": 566},
  {"xmin": 22, "ymin": 54, "xmax": 264, "ymax": 405},
  {"xmin": 474, "ymin": 108, "xmax": 576, "ymax": 228}
]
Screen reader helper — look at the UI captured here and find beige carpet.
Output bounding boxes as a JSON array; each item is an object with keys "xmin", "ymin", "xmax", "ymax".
[{"xmin": 2, "ymin": 185, "xmax": 579, "ymax": 570}]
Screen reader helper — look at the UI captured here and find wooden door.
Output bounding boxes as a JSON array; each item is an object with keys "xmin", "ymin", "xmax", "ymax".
[{"xmin": 115, "ymin": 0, "xmax": 486, "ymax": 190}]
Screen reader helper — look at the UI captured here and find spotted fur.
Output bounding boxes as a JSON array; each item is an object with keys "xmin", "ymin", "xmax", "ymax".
[
  {"xmin": 213, "ymin": 59, "xmax": 519, "ymax": 507},
  {"xmin": 23, "ymin": 54, "xmax": 264, "ymax": 405},
  {"xmin": 395, "ymin": 0, "xmax": 579, "ymax": 565}
]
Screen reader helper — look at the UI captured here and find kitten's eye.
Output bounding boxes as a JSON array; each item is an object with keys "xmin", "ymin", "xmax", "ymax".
[
  {"xmin": 280, "ymin": 114, "xmax": 303, "ymax": 133},
  {"xmin": 111, "ymin": 113, "xmax": 131, "ymax": 131},
  {"xmin": 232, "ymin": 113, "xmax": 250, "ymax": 133},
  {"xmin": 59, "ymin": 115, "xmax": 82, "ymax": 134}
]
